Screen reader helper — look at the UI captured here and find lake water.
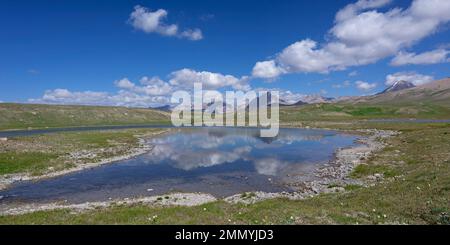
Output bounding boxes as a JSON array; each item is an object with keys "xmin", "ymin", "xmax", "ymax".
[
  {"xmin": 0, "ymin": 127, "xmax": 359, "ymax": 204},
  {"xmin": 0, "ymin": 124, "xmax": 170, "ymax": 138}
]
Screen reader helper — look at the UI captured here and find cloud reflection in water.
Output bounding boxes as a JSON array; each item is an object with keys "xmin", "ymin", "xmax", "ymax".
[{"xmin": 140, "ymin": 128, "xmax": 337, "ymax": 176}]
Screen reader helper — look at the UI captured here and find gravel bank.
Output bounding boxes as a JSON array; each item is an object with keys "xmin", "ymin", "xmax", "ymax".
[{"xmin": 0, "ymin": 193, "xmax": 216, "ymax": 216}]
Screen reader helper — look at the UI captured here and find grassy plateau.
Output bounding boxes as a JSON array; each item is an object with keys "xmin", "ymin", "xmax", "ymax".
[{"xmin": 0, "ymin": 103, "xmax": 170, "ymax": 131}]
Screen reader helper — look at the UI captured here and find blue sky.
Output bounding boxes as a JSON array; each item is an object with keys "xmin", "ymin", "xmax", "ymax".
[{"xmin": 0, "ymin": 0, "xmax": 449, "ymax": 106}]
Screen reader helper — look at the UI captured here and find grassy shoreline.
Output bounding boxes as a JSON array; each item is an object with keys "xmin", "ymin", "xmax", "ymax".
[
  {"xmin": 0, "ymin": 128, "xmax": 169, "ymax": 190},
  {"xmin": 0, "ymin": 121, "xmax": 448, "ymax": 224},
  {"xmin": 0, "ymin": 128, "xmax": 386, "ymax": 217}
]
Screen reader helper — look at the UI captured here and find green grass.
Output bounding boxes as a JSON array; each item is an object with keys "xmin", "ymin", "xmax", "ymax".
[
  {"xmin": 351, "ymin": 164, "xmax": 399, "ymax": 179},
  {"xmin": 0, "ymin": 128, "xmax": 166, "ymax": 175},
  {"xmin": 0, "ymin": 103, "xmax": 170, "ymax": 131},
  {"xmin": 65, "ymin": 131, "xmax": 137, "ymax": 147},
  {"xmin": 1, "ymin": 125, "xmax": 449, "ymax": 224},
  {"xmin": 0, "ymin": 152, "xmax": 59, "ymax": 175},
  {"xmin": 344, "ymin": 185, "xmax": 363, "ymax": 191},
  {"xmin": 280, "ymin": 103, "xmax": 450, "ymax": 122},
  {"xmin": 347, "ymin": 107, "xmax": 384, "ymax": 116}
]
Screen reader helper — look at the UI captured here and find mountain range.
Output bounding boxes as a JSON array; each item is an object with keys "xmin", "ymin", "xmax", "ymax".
[
  {"xmin": 151, "ymin": 93, "xmax": 333, "ymax": 112},
  {"xmin": 151, "ymin": 78, "xmax": 450, "ymax": 112}
]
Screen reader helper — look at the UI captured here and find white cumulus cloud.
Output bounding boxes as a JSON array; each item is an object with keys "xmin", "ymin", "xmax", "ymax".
[
  {"xmin": 180, "ymin": 29, "xmax": 203, "ymax": 41},
  {"xmin": 115, "ymin": 78, "xmax": 135, "ymax": 90},
  {"xmin": 252, "ymin": 0, "xmax": 450, "ymax": 78},
  {"xmin": 390, "ymin": 49, "xmax": 450, "ymax": 66},
  {"xmin": 115, "ymin": 77, "xmax": 173, "ymax": 96},
  {"xmin": 355, "ymin": 81, "xmax": 377, "ymax": 91},
  {"xmin": 252, "ymin": 60, "xmax": 286, "ymax": 80},
  {"xmin": 335, "ymin": 0, "xmax": 392, "ymax": 21},
  {"xmin": 333, "ymin": 80, "xmax": 351, "ymax": 89},
  {"xmin": 385, "ymin": 71, "xmax": 434, "ymax": 86},
  {"xmin": 169, "ymin": 68, "xmax": 251, "ymax": 91},
  {"xmin": 29, "ymin": 68, "xmax": 253, "ymax": 107},
  {"xmin": 29, "ymin": 88, "xmax": 171, "ymax": 108},
  {"xmin": 129, "ymin": 5, "xmax": 203, "ymax": 41}
]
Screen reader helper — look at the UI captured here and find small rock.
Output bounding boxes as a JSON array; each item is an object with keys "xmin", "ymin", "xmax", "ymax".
[
  {"xmin": 368, "ymin": 174, "xmax": 384, "ymax": 181},
  {"xmin": 374, "ymin": 173, "xmax": 384, "ymax": 180},
  {"xmin": 367, "ymin": 175, "xmax": 377, "ymax": 181},
  {"xmin": 0, "ymin": 137, "xmax": 7, "ymax": 142}
]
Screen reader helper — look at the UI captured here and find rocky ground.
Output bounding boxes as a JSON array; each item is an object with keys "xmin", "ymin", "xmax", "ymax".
[{"xmin": 0, "ymin": 193, "xmax": 216, "ymax": 216}]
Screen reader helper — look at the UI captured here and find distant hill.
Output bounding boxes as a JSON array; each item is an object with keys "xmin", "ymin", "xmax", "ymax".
[
  {"xmin": 378, "ymin": 80, "xmax": 415, "ymax": 95},
  {"xmin": 346, "ymin": 78, "xmax": 450, "ymax": 106},
  {"xmin": 258, "ymin": 93, "xmax": 335, "ymax": 107},
  {"xmin": 280, "ymin": 100, "xmax": 308, "ymax": 107},
  {"xmin": 280, "ymin": 78, "xmax": 450, "ymax": 121},
  {"xmin": 151, "ymin": 105, "xmax": 172, "ymax": 112},
  {"xmin": 0, "ymin": 103, "xmax": 171, "ymax": 131},
  {"xmin": 298, "ymin": 95, "xmax": 335, "ymax": 104}
]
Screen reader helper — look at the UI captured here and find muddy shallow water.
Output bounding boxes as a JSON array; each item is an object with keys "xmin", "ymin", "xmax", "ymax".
[{"xmin": 0, "ymin": 127, "xmax": 359, "ymax": 204}]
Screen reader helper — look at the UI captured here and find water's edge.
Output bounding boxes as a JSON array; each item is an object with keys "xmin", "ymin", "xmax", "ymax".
[
  {"xmin": 0, "ymin": 128, "xmax": 397, "ymax": 216},
  {"xmin": 0, "ymin": 129, "xmax": 172, "ymax": 191}
]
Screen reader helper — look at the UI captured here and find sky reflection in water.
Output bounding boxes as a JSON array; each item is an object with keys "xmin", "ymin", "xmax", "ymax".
[{"xmin": 0, "ymin": 128, "xmax": 358, "ymax": 203}]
